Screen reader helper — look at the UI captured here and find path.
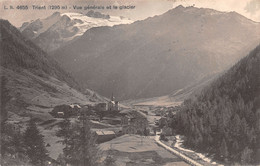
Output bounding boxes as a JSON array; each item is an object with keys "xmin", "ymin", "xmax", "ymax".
[{"xmin": 154, "ymin": 135, "xmax": 203, "ymax": 166}]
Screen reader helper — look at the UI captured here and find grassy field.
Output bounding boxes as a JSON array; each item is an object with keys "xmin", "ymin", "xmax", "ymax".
[{"xmin": 99, "ymin": 135, "xmax": 189, "ymax": 166}]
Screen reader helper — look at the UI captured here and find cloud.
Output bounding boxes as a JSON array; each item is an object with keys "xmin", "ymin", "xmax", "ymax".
[{"xmin": 244, "ymin": 0, "xmax": 260, "ymax": 21}]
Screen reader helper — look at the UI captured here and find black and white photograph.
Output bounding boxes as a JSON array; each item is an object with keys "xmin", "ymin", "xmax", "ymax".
[{"xmin": 0, "ymin": 0, "xmax": 260, "ymax": 165}]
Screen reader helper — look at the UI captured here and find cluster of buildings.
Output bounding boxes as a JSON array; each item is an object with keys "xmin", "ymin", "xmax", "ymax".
[
  {"xmin": 121, "ymin": 111, "xmax": 149, "ymax": 135},
  {"xmin": 50, "ymin": 95, "xmax": 159, "ymax": 143},
  {"xmin": 51, "ymin": 94, "xmax": 120, "ymax": 118},
  {"xmin": 95, "ymin": 94, "xmax": 119, "ymax": 111}
]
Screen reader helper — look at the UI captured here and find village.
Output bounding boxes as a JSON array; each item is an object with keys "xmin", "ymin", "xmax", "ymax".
[
  {"xmin": 49, "ymin": 94, "xmax": 178, "ymax": 144},
  {"xmin": 5, "ymin": 94, "xmax": 214, "ymax": 166}
]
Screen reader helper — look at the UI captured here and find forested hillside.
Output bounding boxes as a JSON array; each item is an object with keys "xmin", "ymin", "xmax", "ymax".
[{"xmin": 171, "ymin": 44, "xmax": 260, "ymax": 164}]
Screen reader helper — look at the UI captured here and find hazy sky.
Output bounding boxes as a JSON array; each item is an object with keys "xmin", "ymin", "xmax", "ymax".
[
  {"xmin": 171, "ymin": 0, "xmax": 260, "ymax": 22},
  {"xmin": 0, "ymin": 0, "xmax": 260, "ymax": 27}
]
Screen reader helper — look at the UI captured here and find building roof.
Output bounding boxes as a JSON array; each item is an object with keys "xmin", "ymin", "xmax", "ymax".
[
  {"xmin": 109, "ymin": 101, "xmax": 115, "ymax": 105},
  {"xmin": 95, "ymin": 130, "xmax": 115, "ymax": 136},
  {"xmin": 69, "ymin": 104, "xmax": 81, "ymax": 108},
  {"xmin": 96, "ymin": 131, "xmax": 104, "ymax": 135},
  {"xmin": 103, "ymin": 131, "xmax": 115, "ymax": 135}
]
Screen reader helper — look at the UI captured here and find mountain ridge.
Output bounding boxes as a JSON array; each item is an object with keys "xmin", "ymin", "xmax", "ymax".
[
  {"xmin": 0, "ymin": 19, "xmax": 103, "ymax": 120},
  {"xmin": 1, "ymin": 19, "xmax": 83, "ymax": 92},
  {"xmin": 20, "ymin": 11, "xmax": 133, "ymax": 52},
  {"xmin": 52, "ymin": 6, "xmax": 260, "ymax": 100}
]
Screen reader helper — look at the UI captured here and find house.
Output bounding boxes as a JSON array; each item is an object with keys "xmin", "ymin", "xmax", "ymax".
[
  {"xmin": 57, "ymin": 112, "xmax": 65, "ymax": 118},
  {"xmin": 121, "ymin": 115, "xmax": 130, "ymax": 126},
  {"xmin": 121, "ymin": 111, "xmax": 148, "ymax": 135},
  {"xmin": 50, "ymin": 104, "xmax": 81, "ymax": 118},
  {"xmin": 94, "ymin": 130, "xmax": 116, "ymax": 143},
  {"xmin": 69, "ymin": 104, "xmax": 81, "ymax": 109},
  {"xmin": 115, "ymin": 101, "xmax": 119, "ymax": 110}
]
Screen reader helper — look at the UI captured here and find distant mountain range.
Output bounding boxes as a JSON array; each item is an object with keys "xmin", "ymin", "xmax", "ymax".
[
  {"xmin": 0, "ymin": 19, "xmax": 103, "ymax": 119},
  {"xmin": 20, "ymin": 11, "xmax": 132, "ymax": 52},
  {"xmin": 51, "ymin": 5, "xmax": 260, "ymax": 100}
]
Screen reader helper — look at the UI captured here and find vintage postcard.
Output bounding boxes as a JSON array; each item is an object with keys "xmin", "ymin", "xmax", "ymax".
[{"xmin": 0, "ymin": 0, "xmax": 259, "ymax": 165}]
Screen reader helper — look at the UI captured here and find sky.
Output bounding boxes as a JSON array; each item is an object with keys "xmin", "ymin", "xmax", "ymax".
[
  {"xmin": 0, "ymin": 0, "xmax": 260, "ymax": 27},
  {"xmin": 171, "ymin": 0, "xmax": 260, "ymax": 22}
]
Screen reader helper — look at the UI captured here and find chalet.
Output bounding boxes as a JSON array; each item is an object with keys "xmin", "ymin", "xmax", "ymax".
[
  {"xmin": 50, "ymin": 104, "xmax": 81, "ymax": 118},
  {"xmin": 121, "ymin": 115, "xmax": 131, "ymax": 126},
  {"xmin": 94, "ymin": 130, "xmax": 116, "ymax": 143},
  {"xmin": 57, "ymin": 112, "xmax": 65, "ymax": 118}
]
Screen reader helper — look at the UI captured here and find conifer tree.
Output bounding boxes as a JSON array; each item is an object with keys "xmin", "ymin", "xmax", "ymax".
[
  {"xmin": 0, "ymin": 76, "xmax": 11, "ymax": 122},
  {"xmin": 64, "ymin": 117, "xmax": 100, "ymax": 166},
  {"xmin": 241, "ymin": 147, "xmax": 253, "ymax": 164},
  {"xmin": 219, "ymin": 139, "xmax": 228, "ymax": 160},
  {"xmin": 0, "ymin": 122, "xmax": 11, "ymax": 157},
  {"xmin": 11, "ymin": 130, "xmax": 25, "ymax": 159},
  {"xmin": 56, "ymin": 117, "xmax": 72, "ymax": 164},
  {"xmin": 24, "ymin": 119, "xmax": 48, "ymax": 165}
]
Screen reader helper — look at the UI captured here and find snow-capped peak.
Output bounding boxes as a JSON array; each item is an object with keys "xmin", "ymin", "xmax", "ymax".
[
  {"xmin": 60, "ymin": 12, "xmax": 133, "ymax": 39},
  {"xmin": 20, "ymin": 11, "xmax": 133, "ymax": 51}
]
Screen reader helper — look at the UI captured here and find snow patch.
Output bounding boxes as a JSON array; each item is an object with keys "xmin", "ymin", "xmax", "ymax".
[{"xmin": 57, "ymin": 12, "xmax": 133, "ymax": 41}]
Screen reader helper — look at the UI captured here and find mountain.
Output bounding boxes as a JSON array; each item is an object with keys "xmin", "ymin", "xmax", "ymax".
[
  {"xmin": 20, "ymin": 11, "xmax": 133, "ymax": 52},
  {"xmin": 52, "ymin": 6, "xmax": 260, "ymax": 100},
  {"xmin": 172, "ymin": 44, "xmax": 260, "ymax": 164},
  {"xmin": 0, "ymin": 19, "xmax": 102, "ymax": 121}
]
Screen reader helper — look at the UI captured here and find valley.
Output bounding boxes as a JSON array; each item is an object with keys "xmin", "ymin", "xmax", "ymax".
[{"xmin": 1, "ymin": 3, "xmax": 259, "ymax": 166}]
